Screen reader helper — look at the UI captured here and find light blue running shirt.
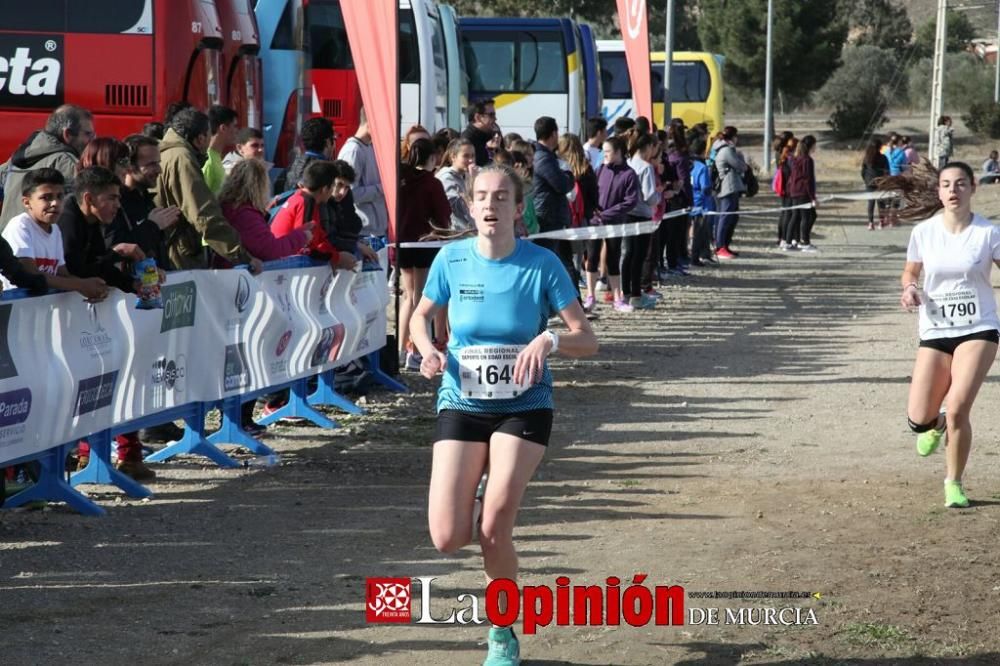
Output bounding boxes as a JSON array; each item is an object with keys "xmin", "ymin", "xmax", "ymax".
[{"xmin": 422, "ymin": 237, "xmax": 578, "ymax": 414}]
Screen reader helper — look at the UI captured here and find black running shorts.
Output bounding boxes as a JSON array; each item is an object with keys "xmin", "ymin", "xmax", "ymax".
[
  {"xmin": 434, "ymin": 409, "xmax": 554, "ymax": 447},
  {"xmin": 919, "ymin": 329, "xmax": 1000, "ymax": 356}
]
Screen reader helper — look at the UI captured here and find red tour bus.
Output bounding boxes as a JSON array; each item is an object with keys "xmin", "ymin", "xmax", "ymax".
[
  {"xmin": 216, "ymin": 0, "xmax": 263, "ymax": 130},
  {"xmin": 0, "ymin": 0, "xmax": 224, "ymax": 160}
]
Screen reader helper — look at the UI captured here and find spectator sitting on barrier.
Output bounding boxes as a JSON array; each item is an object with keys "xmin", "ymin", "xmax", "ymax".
[
  {"xmin": 270, "ymin": 160, "xmax": 359, "ymax": 273},
  {"xmin": 0, "ymin": 105, "xmax": 95, "ymax": 229},
  {"xmin": 338, "ymin": 108, "xmax": 389, "ymax": 239},
  {"xmin": 58, "ymin": 166, "xmax": 162, "ymax": 482},
  {"xmin": 202, "ymin": 105, "xmax": 239, "ymax": 194},
  {"xmin": 982, "ymin": 150, "xmax": 1000, "ymax": 185},
  {"xmin": 221, "ymin": 159, "xmax": 313, "ymax": 261},
  {"xmin": 324, "ymin": 160, "xmax": 378, "ymax": 262},
  {"xmin": 155, "ymin": 108, "xmax": 261, "ymax": 272},
  {"xmin": 0, "ymin": 168, "xmax": 107, "ymax": 300},
  {"xmin": 222, "ymin": 127, "xmax": 267, "ymax": 176}
]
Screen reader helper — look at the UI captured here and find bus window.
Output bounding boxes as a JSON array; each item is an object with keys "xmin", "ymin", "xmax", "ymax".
[
  {"xmin": 464, "ymin": 30, "xmax": 566, "ymax": 94},
  {"xmin": 306, "ymin": 2, "xmax": 353, "ymax": 69},
  {"xmin": 520, "ymin": 35, "xmax": 564, "ymax": 93},
  {"xmin": 598, "ymin": 52, "xmax": 630, "ymax": 99},
  {"xmin": 0, "ymin": 0, "xmax": 63, "ymax": 32},
  {"xmin": 270, "ymin": 0, "xmax": 296, "ymax": 51},
  {"xmin": 400, "ymin": 8, "xmax": 419, "ymax": 85},
  {"xmin": 429, "ymin": 9, "xmax": 447, "ymax": 108},
  {"xmin": 652, "ymin": 62, "xmax": 710, "ymax": 103},
  {"xmin": 68, "ymin": 0, "xmax": 149, "ymax": 33}
]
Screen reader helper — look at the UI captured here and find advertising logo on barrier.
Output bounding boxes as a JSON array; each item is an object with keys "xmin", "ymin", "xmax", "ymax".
[
  {"xmin": 0, "ymin": 304, "xmax": 18, "ymax": 380},
  {"xmin": 366, "ymin": 578, "xmax": 412, "ymax": 623},
  {"xmin": 275, "ymin": 330, "xmax": 292, "ymax": 357},
  {"xmin": 311, "ymin": 324, "xmax": 346, "ymax": 367},
  {"xmin": 152, "ymin": 355, "xmax": 186, "ymax": 392},
  {"xmin": 74, "ymin": 371, "xmax": 119, "ymax": 416},
  {"xmin": 80, "ymin": 306, "xmax": 113, "ymax": 358},
  {"xmin": 160, "ymin": 281, "xmax": 197, "ymax": 332},
  {"xmin": 235, "ymin": 275, "xmax": 252, "ymax": 314},
  {"xmin": 0, "ymin": 35, "xmax": 64, "ymax": 109},
  {"xmin": 0, "ymin": 387, "xmax": 31, "ymax": 428},
  {"xmin": 223, "ymin": 343, "xmax": 250, "ymax": 391},
  {"xmin": 318, "ymin": 273, "xmax": 334, "ymax": 315}
]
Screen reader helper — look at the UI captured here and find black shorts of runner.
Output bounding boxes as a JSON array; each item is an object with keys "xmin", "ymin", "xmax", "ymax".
[
  {"xmin": 434, "ymin": 409, "xmax": 554, "ymax": 447},
  {"xmin": 397, "ymin": 247, "xmax": 438, "ymax": 269},
  {"xmin": 919, "ymin": 329, "xmax": 1000, "ymax": 355}
]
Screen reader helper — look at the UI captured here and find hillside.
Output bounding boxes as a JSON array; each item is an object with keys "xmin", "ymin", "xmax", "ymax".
[{"xmin": 902, "ymin": 0, "xmax": 997, "ymax": 39}]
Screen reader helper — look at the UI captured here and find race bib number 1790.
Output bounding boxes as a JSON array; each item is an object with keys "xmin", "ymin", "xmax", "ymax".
[
  {"xmin": 458, "ymin": 345, "xmax": 529, "ymax": 399},
  {"xmin": 925, "ymin": 287, "xmax": 981, "ymax": 328}
]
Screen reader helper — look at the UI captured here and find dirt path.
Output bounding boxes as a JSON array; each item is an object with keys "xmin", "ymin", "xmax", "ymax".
[{"xmin": 3, "ymin": 191, "xmax": 1000, "ymax": 665}]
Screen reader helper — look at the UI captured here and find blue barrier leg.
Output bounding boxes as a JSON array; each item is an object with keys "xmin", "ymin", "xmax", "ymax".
[
  {"xmin": 368, "ymin": 350, "xmax": 408, "ymax": 393},
  {"xmin": 144, "ymin": 403, "xmax": 241, "ymax": 468},
  {"xmin": 4, "ymin": 445, "xmax": 105, "ymax": 516},
  {"xmin": 308, "ymin": 369, "xmax": 365, "ymax": 415},
  {"xmin": 207, "ymin": 397, "xmax": 276, "ymax": 455},
  {"xmin": 256, "ymin": 378, "xmax": 337, "ymax": 429},
  {"xmin": 70, "ymin": 430, "xmax": 152, "ymax": 499}
]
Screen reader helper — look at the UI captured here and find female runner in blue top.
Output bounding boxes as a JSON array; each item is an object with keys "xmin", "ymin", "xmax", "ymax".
[{"xmin": 410, "ymin": 164, "xmax": 599, "ymax": 666}]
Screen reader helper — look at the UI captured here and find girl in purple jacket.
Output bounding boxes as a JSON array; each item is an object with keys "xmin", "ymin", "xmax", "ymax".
[{"xmin": 583, "ymin": 136, "xmax": 639, "ymax": 310}]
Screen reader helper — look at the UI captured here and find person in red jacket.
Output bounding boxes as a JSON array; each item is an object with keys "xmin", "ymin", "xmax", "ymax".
[
  {"xmin": 271, "ymin": 160, "xmax": 359, "ymax": 272},
  {"xmin": 395, "ymin": 138, "xmax": 452, "ymax": 371},
  {"xmin": 220, "ymin": 159, "xmax": 312, "ymax": 261}
]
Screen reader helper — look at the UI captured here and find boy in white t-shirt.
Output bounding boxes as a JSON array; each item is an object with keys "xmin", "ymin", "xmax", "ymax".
[{"xmin": 1, "ymin": 168, "xmax": 107, "ymax": 300}]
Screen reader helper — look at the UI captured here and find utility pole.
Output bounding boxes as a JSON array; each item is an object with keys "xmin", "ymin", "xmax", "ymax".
[
  {"xmin": 762, "ymin": 0, "xmax": 775, "ymax": 174},
  {"xmin": 663, "ymin": 0, "xmax": 675, "ymax": 128},
  {"xmin": 929, "ymin": 0, "xmax": 947, "ymax": 159},
  {"xmin": 994, "ymin": 0, "xmax": 1000, "ymax": 103}
]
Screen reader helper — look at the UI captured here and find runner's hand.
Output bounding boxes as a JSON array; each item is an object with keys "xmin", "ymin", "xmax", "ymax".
[
  {"xmin": 513, "ymin": 333, "xmax": 553, "ymax": 385},
  {"xmin": 901, "ymin": 284, "xmax": 921, "ymax": 309},
  {"xmin": 420, "ymin": 350, "xmax": 447, "ymax": 379}
]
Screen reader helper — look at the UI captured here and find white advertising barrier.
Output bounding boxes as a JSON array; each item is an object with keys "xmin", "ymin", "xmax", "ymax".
[{"xmin": 0, "ymin": 264, "xmax": 388, "ymax": 466}]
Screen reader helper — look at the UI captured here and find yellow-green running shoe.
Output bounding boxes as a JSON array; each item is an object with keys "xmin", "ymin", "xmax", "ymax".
[
  {"xmin": 916, "ymin": 427, "xmax": 945, "ymax": 457},
  {"xmin": 944, "ymin": 480, "xmax": 970, "ymax": 508}
]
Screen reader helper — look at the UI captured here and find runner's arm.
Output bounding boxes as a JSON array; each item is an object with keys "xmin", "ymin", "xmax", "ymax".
[
  {"xmin": 900, "ymin": 260, "xmax": 922, "ymax": 308},
  {"xmin": 513, "ymin": 300, "xmax": 597, "ymax": 385},
  {"xmin": 411, "ymin": 296, "xmax": 447, "ymax": 378}
]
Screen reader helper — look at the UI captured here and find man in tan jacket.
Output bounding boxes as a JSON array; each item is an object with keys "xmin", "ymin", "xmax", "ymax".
[{"xmin": 154, "ymin": 108, "xmax": 260, "ymax": 271}]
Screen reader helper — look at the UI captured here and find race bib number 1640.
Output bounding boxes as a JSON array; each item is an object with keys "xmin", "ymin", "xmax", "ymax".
[{"xmin": 458, "ymin": 345, "xmax": 529, "ymax": 399}]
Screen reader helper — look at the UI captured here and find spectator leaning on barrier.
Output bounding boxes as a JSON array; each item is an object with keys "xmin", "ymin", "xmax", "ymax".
[
  {"xmin": 713, "ymin": 126, "xmax": 747, "ymax": 260},
  {"xmin": 435, "ymin": 138, "xmax": 476, "ymax": 231},
  {"xmin": 0, "ymin": 105, "xmax": 95, "ymax": 229},
  {"xmin": 0, "ymin": 168, "xmax": 107, "ymax": 300},
  {"xmin": 120, "ymin": 134, "xmax": 181, "ymax": 268},
  {"xmin": 221, "ymin": 159, "xmax": 312, "ymax": 262},
  {"xmin": 202, "ymin": 105, "xmax": 239, "ymax": 194},
  {"xmin": 223, "ymin": 127, "xmax": 267, "ymax": 176},
  {"xmin": 338, "ymin": 108, "xmax": 389, "ymax": 238},
  {"xmin": 284, "ymin": 117, "xmax": 336, "ymax": 192},
  {"xmin": 325, "ymin": 160, "xmax": 378, "ymax": 261},
  {"xmin": 461, "ymin": 98, "xmax": 496, "ymax": 167},
  {"xmin": 270, "ymin": 160, "xmax": 359, "ymax": 272},
  {"xmin": 154, "ymin": 108, "xmax": 259, "ymax": 271}
]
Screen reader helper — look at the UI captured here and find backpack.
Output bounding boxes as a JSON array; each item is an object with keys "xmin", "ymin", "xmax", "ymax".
[
  {"xmin": 743, "ymin": 168, "xmax": 759, "ymax": 198},
  {"xmin": 267, "ymin": 189, "xmax": 315, "ymax": 226},
  {"xmin": 771, "ymin": 166, "xmax": 785, "ymax": 197},
  {"xmin": 709, "ymin": 159, "xmax": 724, "ymax": 193}
]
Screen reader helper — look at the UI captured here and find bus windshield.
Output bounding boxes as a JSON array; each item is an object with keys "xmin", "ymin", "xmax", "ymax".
[
  {"xmin": 0, "ymin": 0, "xmax": 149, "ymax": 33},
  {"xmin": 464, "ymin": 29, "xmax": 566, "ymax": 94},
  {"xmin": 306, "ymin": 1, "xmax": 353, "ymax": 69},
  {"xmin": 599, "ymin": 52, "xmax": 711, "ymax": 103}
]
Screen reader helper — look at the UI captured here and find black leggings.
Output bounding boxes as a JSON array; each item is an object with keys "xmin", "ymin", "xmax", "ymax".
[
  {"xmin": 537, "ymin": 238, "xmax": 580, "ymax": 296},
  {"xmin": 784, "ymin": 196, "xmax": 816, "ymax": 245},
  {"xmin": 622, "ymin": 223, "xmax": 650, "ymax": 298},
  {"xmin": 664, "ymin": 215, "xmax": 688, "ymax": 269},
  {"xmin": 778, "ymin": 196, "xmax": 793, "ymax": 241},
  {"xmin": 586, "ymin": 237, "xmax": 621, "ymax": 276}
]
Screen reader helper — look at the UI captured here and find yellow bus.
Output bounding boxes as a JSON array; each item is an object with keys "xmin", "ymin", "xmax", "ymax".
[{"xmin": 597, "ymin": 41, "xmax": 725, "ymax": 133}]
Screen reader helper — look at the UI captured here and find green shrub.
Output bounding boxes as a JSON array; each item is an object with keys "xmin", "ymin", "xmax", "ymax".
[
  {"xmin": 817, "ymin": 45, "xmax": 898, "ymax": 139},
  {"xmin": 963, "ymin": 102, "xmax": 1000, "ymax": 138}
]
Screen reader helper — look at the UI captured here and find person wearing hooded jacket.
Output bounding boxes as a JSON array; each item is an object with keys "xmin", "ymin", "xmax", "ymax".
[
  {"xmin": 154, "ymin": 108, "xmax": 258, "ymax": 271},
  {"xmin": 0, "ymin": 105, "xmax": 94, "ymax": 229},
  {"xmin": 713, "ymin": 126, "xmax": 747, "ymax": 259},
  {"xmin": 436, "ymin": 138, "xmax": 477, "ymax": 231}
]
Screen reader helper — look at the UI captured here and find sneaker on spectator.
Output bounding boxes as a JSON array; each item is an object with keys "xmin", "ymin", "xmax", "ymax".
[
  {"xmin": 139, "ymin": 422, "xmax": 185, "ymax": 444},
  {"xmin": 716, "ymin": 248, "xmax": 736, "ymax": 260},
  {"xmin": 657, "ymin": 268, "xmax": 672, "ymax": 282},
  {"xmin": 583, "ymin": 294, "xmax": 596, "ymax": 311},
  {"xmin": 405, "ymin": 351, "xmax": 423, "ymax": 372},
  {"xmin": 243, "ymin": 421, "xmax": 268, "ymax": 437},
  {"xmin": 261, "ymin": 401, "xmax": 306, "ymax": 424},
  {"xmin": 799, "ymin": 244, "xmax": 819, "ymax": 253},
  {"xmin": 779, "ymin": 240, "xmax": 790, "ymax": 250},
  {"xmin": 669, "ymin": 267, "xmax": 691, "ymax": 277},
  {"xmin": 644, "ymin": 288, "xmax": 663, "ymax": 300},
  {"xmin": 613, "ymin": 299, "xmax": 634, "ymax": 313},
  {"xmin": 595, "ymin": 277, "xmax": 608, "ymax": 292},
  {"xmin": 637, "ymin": 294, "xmax": 657, "ymax": 309},
  {"xmin": 603, "ymin": 291, "xmax": 614, "ymax": 303}
]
